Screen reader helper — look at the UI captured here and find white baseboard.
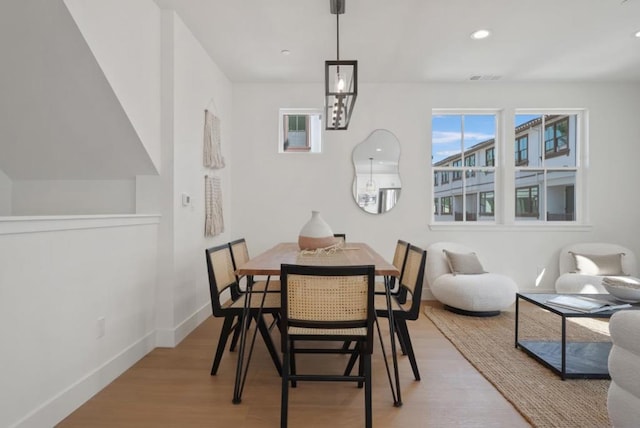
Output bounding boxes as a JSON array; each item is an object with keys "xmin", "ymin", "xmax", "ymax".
[
  {"xmin": 156, "ymin": 302, "xmax": 211, "ymax": 348},
  {"xmin": 12, "ymin": 331, "xmax": 156, "ymax": 428}
]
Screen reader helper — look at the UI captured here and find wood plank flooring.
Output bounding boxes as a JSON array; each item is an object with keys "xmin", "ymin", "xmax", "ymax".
[{"xmin": 58, "ymin": 303, "xmax": 530, "ymax": 427}]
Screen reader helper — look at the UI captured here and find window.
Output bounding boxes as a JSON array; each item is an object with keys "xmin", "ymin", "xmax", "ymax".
[
  {"xmin": 514, "ymin": 112, "xmax": 581, "ymax": 222},
  {"xmin": 485, "ymin": 147, "xmax": 495, "ymax": 167},
  {"xmin": 479, "ymin": 191, "xmax": 495, "ymax": 216},
  {"xmin": 515, "ymin": 135, "xmax": 528, "ymax": 166},
  {"xmin": 433, "ymin": 109, "xmax": 585, "ymax": 226},
  {"xmin": 544, "ymin": 117, "xmax": 569, "ymax": 158},
  {"xmin": 278, "ymin": 108, "xmax": 322, "ymax": 153},
  {"xmin": 440, "ymin": 196, "xmax": 452, "ymax": 215},
  {"xmin": 516, "ymin": 185, "xmax": 539, "ymax": 218},
  {"xmin": 465, "ymin": 154, "xmax": 476, "ymax": 178},
  {"xmin": 433, "ymin": 171, "xmax": 439, "ymax": 187},
  {"xmin": 452, "ymin": 159, "xmax": 462, "ymax": 181},
  {"xmin": 432, "ymin": 112, "xmax": 497, "ymax": 223},
  {"xmin": 434, "ymin": 198, "xmax": 439, "ymax": 215}
]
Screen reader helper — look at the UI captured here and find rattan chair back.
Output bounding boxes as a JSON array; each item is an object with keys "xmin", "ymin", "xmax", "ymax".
[
  {"xmin": 280, "ymin": 264, "xmax": 375, "ymax": 352},
  {"xmin": 398, "ymin": 245, "xmax": 427, "ymax": 319},
  {"xmin": 205, "ymin": 243, "xmax": 239, "ymax": 316}
]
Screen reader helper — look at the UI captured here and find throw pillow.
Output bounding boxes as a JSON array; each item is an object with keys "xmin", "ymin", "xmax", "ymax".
[
  {"xmin": 443, "ymin": 249, "xmax": 486, "ymax": 275},
  {"xmin": 569, "ymin": 251, "xmax": 626, "ymax": 276}
]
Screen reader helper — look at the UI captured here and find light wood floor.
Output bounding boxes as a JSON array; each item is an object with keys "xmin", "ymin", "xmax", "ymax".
[{"xmin": 58, "ymin": 302, "xmax": 530, "ymax": 427}]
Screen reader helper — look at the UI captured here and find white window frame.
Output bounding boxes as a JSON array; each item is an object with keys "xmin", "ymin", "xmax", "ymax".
[
  {"xmin": 430, "ymin": 108, "xmax": 590, "ymax": 231},
  {"xmin": 512, "ymin": 109, "xmax": 588, "ymax": 226},
  {"xmin": 431, "ymin": 109, "xmax": 501, "ymax": 226},
  {"xmin": 278, "ymin": 108, "xmax": 323, "ymax": 154}
]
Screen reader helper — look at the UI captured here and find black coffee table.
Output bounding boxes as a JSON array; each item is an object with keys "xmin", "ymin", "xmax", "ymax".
[{"xmin": 515, "ymin": 292, "xmax": 639, "ymax": 380}]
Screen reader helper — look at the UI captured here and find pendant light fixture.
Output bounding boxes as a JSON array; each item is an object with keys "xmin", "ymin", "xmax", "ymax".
[
  {"xmin": 365, "ymin": 157, "xmax": 377, "ymax": 193},
  {"xmin": 325, "ymin": 0, "xmax": 357, "ymax": 130}
]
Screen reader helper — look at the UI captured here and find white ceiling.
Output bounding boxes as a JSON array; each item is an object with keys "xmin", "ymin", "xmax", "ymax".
[{"xmin": 155, "ymin": 0, "xmax": 640, "ymax": 84}]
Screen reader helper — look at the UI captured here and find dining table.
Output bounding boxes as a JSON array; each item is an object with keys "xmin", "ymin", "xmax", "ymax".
[{"xmin": 233, "ymin": 242, "xmax": 403, "ymax": 407}]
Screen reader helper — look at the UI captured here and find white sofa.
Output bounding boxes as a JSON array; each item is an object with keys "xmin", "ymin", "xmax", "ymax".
[
  {"xmin": 608, "ymin": 310, "xmax": 640, "ymax": 427},
  {"xmin": 555, "ymin": 243, "xmax": 637, "ymax": 294},
  {"xmin": 425, "ymin": 242, "xmax": 518, "ymax": 316}
]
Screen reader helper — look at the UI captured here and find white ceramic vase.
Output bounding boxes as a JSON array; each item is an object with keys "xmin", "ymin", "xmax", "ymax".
[{"xmin": 298, "ymin": 211, "xmax": 336, "ymax": 250}]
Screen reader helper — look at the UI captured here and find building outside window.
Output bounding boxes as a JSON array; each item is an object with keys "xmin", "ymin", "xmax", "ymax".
[
  {"xmin": 465, "ymin": 153, "xmax": 476, "ymax": 178},
  {"xmin": 515, "ymin": 135, "xmax": 528, "ymax": 165},
  {"xmin": 440, "ymin": 196, "xmax": 452, "ymax": 215},
  {"xmin": 479, "ymin": 191, "xmax": 495, "ymax": 216},
  {"xmin": 452, "ymin": 159, "xmax": 462, "ymax": 181},
  {"xmin": 514, "ymin": 113, "xmax": 580, "ymax": 222},
  {"xmin": 515, "ymin": 185, "xmax": 539, "ymax": 217},
  {"xmin": 485, "ymin": 147, "xmax": 495, "ymax": 166},
  {"xmin": 544, "ymin": 117, "xmax": 569, "ymax": 157},
  {"xmin": 432, "ymin": 109, "xmax": 585, "ymax": 225},
  {"xmin": 278, "ymin": 108, "xmax": 322, "ymax": 153},
  {"xmin": 432, "ymin": 112, "xmax": 497, "ymax": 223}
]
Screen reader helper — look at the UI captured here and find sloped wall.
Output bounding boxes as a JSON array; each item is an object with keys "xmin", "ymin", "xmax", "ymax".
[{"xmin": 64, "ymin": 0, "xmax": 162, "ymax": 172}]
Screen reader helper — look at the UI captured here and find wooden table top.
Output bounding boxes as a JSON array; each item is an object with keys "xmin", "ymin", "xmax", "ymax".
[{"xmin": 237, "ymin": 242, "xmax": 399, "ymax": 277}]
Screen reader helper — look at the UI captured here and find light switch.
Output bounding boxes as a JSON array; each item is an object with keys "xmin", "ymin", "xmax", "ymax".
[{"xmin": 182, "ymin": 193, "xmax": 191, "ymax": 206}]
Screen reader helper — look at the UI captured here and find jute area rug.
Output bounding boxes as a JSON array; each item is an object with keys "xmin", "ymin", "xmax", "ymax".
[{"xmin": 423, "ymin": 301, "xmax": 611, "ymax": 428}]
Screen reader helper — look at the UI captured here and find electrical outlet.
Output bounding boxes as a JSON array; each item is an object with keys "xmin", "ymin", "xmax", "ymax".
[{"xmin": 96, "ymin": 317, "xmax": 106, "ymax": 339}]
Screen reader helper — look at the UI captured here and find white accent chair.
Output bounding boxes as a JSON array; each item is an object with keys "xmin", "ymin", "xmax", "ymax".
[
  {"xmin": 425, "ymin": 242, "xmax": 518, "ymax": 317},
  {"xmin": 555, "ymin": 243, "xmax": 637, "ymax": 294},
  {"xmin": 608, "ymin": 310, "xmax": 640, "ymax": 427}
]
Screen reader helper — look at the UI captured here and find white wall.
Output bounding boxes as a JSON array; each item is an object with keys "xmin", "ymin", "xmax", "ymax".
[
  {"xmin": 12, "ymin": 180, "xmax": 135, "ymax": 215},
  {"xmin": 170, "ymin": 13, "xmax": 233, "ymax": 335},
  {"xmin": 64, "ymin": 0, "xmax": 162, "ymax": 172},
  {"xmin": 0, "ymin": 168, "xmax": 11, "ymax": 215},
  {"xmin": 0, "ymin": 216, "xmax": 159, "ymax": 428},
  {"xmin": 232, "ymin": 82, "xmax": 640, "ymax": 294}
]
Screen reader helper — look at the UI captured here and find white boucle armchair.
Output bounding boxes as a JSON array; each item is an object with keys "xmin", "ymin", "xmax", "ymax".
[
  {"xmin": 608, "ymin": 310, "xmax": 640, "ymax": 427},
  {"xmin": 425, "ymin": 242, "xmax": 518, "ymax": 317},
  {"xmin": 555, "ymin": 243, "xmax": 637, "ymax": 294}
]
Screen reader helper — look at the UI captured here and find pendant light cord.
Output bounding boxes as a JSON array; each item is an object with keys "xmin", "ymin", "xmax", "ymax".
[{"xmin": 336, "ymin": 13, "xmax": 340, "ymax": 62}]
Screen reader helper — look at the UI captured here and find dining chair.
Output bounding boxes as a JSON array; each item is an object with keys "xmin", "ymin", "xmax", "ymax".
[
  {"xmin": 374, "ymin": 239, "xmax": 410, "ymax": 299},
  {"xmin": 205, "ymin": 243, "xmax": 282, "ymax": 376},
  {"xmin": 375, "ymin": 244, "xmax": 426, "ymax": 381},
  {"xmin": 229, "ymin": 238, "xmax": 281, "ymax": 296},
  {"xmin": 280, "ymin": 264, "xmax": 375, "ymax": 428},
  {"xmin": 342, "ymin": 239, "xmax": 409, "ymax": 354}
]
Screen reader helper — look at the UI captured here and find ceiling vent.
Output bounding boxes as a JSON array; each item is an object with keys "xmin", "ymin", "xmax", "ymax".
[{"xmin": 469, "ymin": 75, "xmax": 502, "ymax": 81}]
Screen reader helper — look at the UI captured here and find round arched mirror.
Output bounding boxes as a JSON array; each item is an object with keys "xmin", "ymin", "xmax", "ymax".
[{"xmin": 352, "ymin": 129, "xmax": 401, "ymax": 214}]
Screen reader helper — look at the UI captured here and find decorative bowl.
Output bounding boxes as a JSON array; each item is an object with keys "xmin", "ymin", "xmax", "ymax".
[{"xmin": 603, "ymin": 280, "xmax": 640, "ymax": 303}]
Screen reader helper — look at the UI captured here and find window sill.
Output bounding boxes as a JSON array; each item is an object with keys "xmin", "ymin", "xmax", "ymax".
[{"xmin": 429, "ymin": 222, "xmax": 593, "ymax": 232}]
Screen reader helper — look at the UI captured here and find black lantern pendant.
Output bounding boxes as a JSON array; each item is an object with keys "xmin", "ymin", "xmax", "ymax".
[{"xmin": 325, "ymin": 0, "xmax": 357, "ymax": 130}]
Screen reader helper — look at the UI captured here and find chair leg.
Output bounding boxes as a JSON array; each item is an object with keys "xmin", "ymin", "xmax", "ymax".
[
  {"xmin": 291, "ymin": 340, "xmax": 298, "ymax": 388},
  {"xmin": 255, "ymin": 313, "xmax": 282, "ymax": 375},
  {"xmin": 396, "ymin": 319, "xmax": 420, "ymax": 381},
  {"xmin": 211, "ymin": 315, "xmax": 234, "ymax": 375},
  {"xmin": 343, "ymin": 346, "xmax": 360, "ymax": 376},
  {"xmin": 394, "ymin": 318, "xmax": 408, "ymax": 355},
  {"xmin": 357, "ymin": 342, "xmax": 364, "ymax": 389},
  {"xmin": 281, "ymin": 349, "xmax": 290, "ymax": 428},
  {"xmin": 364, "ymin": 352, "xmax": 372, "ymax": 428},
  {"xmin": 229, "ymin": 314, "xmax": 243, "ymax": 351}
]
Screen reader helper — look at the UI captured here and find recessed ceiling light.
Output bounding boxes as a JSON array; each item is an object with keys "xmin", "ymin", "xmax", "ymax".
[
  {"xmin": 635, "ymin": 30, "xmax": 640, "ymax": 38},
  {"xmin": 280, "ymin": 49, "xmax": 291, "ymax": 56},
  {"xmin": 470, "ymin": 29, "xmax": 491, "ymax": 40}
]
